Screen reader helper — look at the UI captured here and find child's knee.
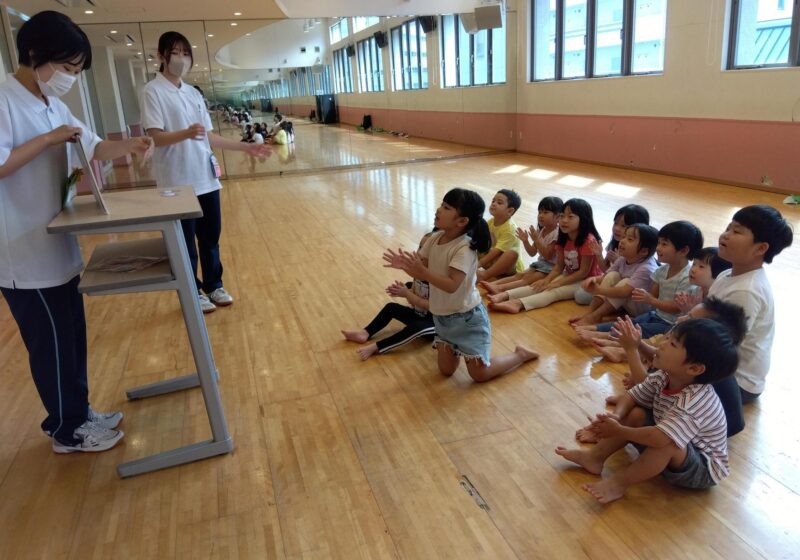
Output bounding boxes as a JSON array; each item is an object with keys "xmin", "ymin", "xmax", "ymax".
[
  {"xmin": 623, "ymin": 406, "xmax": 648, "ymax": 427},
  {"xmin": 439, "ymin": 363, "xmax": 457, "ymax": 377},
  {"xmin": 465, "ymin": 361, "xmax": 491, "ymax": 382}
]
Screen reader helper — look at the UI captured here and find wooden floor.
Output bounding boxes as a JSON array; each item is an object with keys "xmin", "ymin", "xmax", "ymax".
[{"xmin": 1, "ymin": 150, "xmax": 799, "ymax": 559}]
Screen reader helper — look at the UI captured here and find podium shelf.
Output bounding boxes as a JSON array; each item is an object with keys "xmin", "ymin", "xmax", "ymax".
[{"xmin": 79, "ymin": 237, "xmax": 175, "ymax": 295}]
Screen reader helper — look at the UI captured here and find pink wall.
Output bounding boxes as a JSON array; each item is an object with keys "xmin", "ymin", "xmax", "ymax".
[{"xmin": 516, "ymin": 113, "xmax": 799, "ymax": 193}]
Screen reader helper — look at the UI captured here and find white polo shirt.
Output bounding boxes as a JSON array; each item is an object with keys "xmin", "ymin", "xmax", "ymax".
[
  {"xmin": 0, "ymin": 76, "xmax": 102, "ymax": 289},
  {"xmin": 140, "ymin": 73, "xmax": 221, "ymax": 196}
]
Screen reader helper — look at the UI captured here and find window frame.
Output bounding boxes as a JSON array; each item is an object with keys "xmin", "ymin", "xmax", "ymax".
[
  {"xmin": 441, "ymin": 14, "xmax": 507, "ymax": 88},
  {"xmin": 727, "ymin": 0, "xmax": 800, "ymax": 69},
  {"xmin": 390, "ymin": 19, "xmax": 429, "ymax": 91},
  {"xmin": 332, "ymin": 47, "xmax": 354, "ymax": 93},
  {"xmin": 530, "ymin": 0, "xmax": 666, "ymax": 82},
  {"xmin": 357, "ymin": 36, "xmax": 385, "ymax": 92}
]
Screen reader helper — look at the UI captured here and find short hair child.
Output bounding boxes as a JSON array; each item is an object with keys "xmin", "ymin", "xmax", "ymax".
[
  {"xmin": 477, "ymin": 189, "xmax": 525, "ymax": 281},
  {"xmin": 384, "ymin": 188, "xmax": 538, "ymax": 382},
  {"xmin": 558, "ymin": 318, "xmax": 739, "ymax": 503},
  {"xmin": 17, "ymin": 10, "xmax": 93, "ymax": 70},
  {"xmin": 480, "ymin": 195, "xmax": 563, "ymax": 295},
  {"xmin": 709, "ymin": 204, "xmax": 793, "ymax": 402}
]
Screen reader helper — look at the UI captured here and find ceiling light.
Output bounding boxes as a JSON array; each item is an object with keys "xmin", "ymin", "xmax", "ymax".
[
  {"xmin": 84, "ymin": 10, "xmax": 93, "ymax": 14},
  {"xmin": 137, "ymin": 52, "xmax": 142, "ymax": 55},
  {"xmin": 234, "ymin": 11, "xmax": 242, "ymax": 16},
  {"xmin": 245, "ymin": 33, "xmax": 251, "ymax": 37},
  {"xmin": 207, "ymin": 34, "xmax": 214, "ymax": 38},
  {"xmin": 230, "ymin": 22, "xmax": 237, "ymax": 27},
  {"xmin": 110, "ymin": 30, "xmax": 117, "ymax": 34},
  {"xmin": 126, "ymin": 43, "xmax": 132, "ymax": 46},
  {"xmin": 192, "ymin": 45, "xmax": 197, "ymax": 48}
]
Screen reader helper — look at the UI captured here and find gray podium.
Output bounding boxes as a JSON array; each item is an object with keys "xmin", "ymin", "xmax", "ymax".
[{"xmin": 48, "ymin": 186, "xmax": 233, "ymax": 478}]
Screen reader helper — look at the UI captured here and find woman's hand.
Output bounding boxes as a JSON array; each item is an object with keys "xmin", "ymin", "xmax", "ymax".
[
  {"xmin": 244, "ymin": 143, "xmax": 271, "ymax": 159},
  {"xmin": 46, "ymin": 125, "xmax": 81, "ymax": 146},
  {"xmin": 184, "ymin": 123, "xmax": 207, "ymax": 141},
  {"xmin": 127, "ymin": 136, "xmax": 154, "ymax": 161}
]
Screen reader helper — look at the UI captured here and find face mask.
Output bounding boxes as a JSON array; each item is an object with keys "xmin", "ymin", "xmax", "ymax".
[
  {"xmin": 36, "ymin": 64, "xmax": 77, "ymax": 97},
  {"xmin": 167, "ymin": 55, "xmax": 191, "ymax": 78}
]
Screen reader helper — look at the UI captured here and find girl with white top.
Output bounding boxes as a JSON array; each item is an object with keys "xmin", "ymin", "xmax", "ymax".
[
  {"xmin": 141, "ymin": 31, "xmax": 270, "ymax": 313},
  {"xmin": 384, "ymin": 188, "xmax": 538, "ymax": 382},
  {"xmin": 0, "ymin": 11, "xmax": 153, "ymax": 453}
]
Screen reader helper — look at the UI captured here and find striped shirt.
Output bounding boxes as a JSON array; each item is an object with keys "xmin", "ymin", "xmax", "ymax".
[{"xmin": 628, "ymin": 371, "xmax": 729, "ymax": 483}]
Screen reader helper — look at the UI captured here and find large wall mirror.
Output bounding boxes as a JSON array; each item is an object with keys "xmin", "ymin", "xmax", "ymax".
[{"xmin": 3, "ymin": 6, "xmax": 518, "ymax": 188}]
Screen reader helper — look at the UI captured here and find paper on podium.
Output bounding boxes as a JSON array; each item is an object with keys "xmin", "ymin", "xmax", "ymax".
[{"xmin": 73, "ymin": 139, "xmax": 110, "ymax": 215}]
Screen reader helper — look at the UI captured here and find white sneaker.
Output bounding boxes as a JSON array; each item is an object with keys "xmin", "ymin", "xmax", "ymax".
[
  {"xmin": 52, "ymin": 421, "xmax": 124, "ymax": 454},
  {"xmin": 199, "ymin": 292, "xmax": 217, "ymax": 313},
  {"xmin": 208, "ymin": 287, "xmax": 234, "ymax": 306},
  {"xmin": 88, "ymin": 405, "xmax": 123, "ymax": 430}
]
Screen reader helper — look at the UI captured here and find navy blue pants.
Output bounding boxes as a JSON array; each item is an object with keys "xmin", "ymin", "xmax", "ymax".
[
  {"xmin": 596, "ymin": 309, "xmax": 672, "ymax": 339},
  {"xmin": 1, "ymin": 276, "xmax": 88, "ymax": 444},
  {"xmin": 712, "ymin": 375, "xmax": 745, "ymax": 437},
  {"xmin": 181, "ymin": 190, "xmax": 224, "ymax": 293}
]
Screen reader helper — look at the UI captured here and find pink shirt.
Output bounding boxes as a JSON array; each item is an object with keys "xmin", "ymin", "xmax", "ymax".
[{"xmin": 556, "ymin": 234, "xmax": 603, "ymax": 278}]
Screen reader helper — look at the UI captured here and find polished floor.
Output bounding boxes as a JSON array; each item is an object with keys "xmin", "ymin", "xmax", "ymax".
[{"xmin": 1, "ymin": 149, "xmax": 799, "ymax": 559}]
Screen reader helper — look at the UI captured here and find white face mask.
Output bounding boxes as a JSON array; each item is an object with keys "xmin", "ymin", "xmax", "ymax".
[
  {"xmin": 36, "ymin": 64, "xmax": 77, "ymax": 98},
  {"xmin": 167, "ymin": 55, "xmax": 191, "ymax": 78}
]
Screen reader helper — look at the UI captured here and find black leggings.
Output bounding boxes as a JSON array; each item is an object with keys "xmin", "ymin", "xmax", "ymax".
[
  {"xmin": 712, "ymin": 375, "xmax": 745, "ymax": 437},
  {"xmin": 364, "ymin": 303, "xmax": 435, "ymax": 354}
]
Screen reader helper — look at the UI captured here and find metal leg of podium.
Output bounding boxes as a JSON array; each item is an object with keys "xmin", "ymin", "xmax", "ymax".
[{"xmin": 117, "ymin": 220, "xmax": 233, "ymax": 478}]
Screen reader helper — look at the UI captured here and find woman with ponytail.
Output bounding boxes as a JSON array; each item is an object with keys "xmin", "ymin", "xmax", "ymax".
[{"xmin": 384, "ymin": 188, "xmax": 538, "ymax": 382}]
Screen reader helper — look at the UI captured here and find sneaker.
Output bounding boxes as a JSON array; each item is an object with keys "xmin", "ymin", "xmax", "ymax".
[
  {"xmin": 52, "ymin": 421, "xmax": 124, "ymax": 454},
  {"xmin": 88, "ymin": 406, "xmax": 123, "ymax": 430},
  {"xmin": 199, "ymin": 292, "xmax": 217, "ymax": 313},
  {"xmin": 208, "ymin": 287, "xmax": 234, "ymax": 306}
]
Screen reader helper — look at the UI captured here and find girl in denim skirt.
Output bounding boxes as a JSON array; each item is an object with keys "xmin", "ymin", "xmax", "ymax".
[{"xmin": 384, "ymin": 188, "xmax": 539, "ymax": 382}]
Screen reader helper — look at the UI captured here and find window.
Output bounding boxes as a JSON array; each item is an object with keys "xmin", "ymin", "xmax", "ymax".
[
  {"xmin": 357, "ymin": 37, "xmax": 385, "ymax": 92},
  {"xmin": 441, "ymin": 14, "xmax": 507, "ymax": 87},
  {"xmin": 728, "ymin": 0, "xmax": 797, "ymax": 68},
  {"xmin": 332, "ymin": 47, "xmax": 354, "ymax": 93},
  {"xmin": 329, "ymin": 18, "xmax": 349, "ymax": 44},
  {"xmin": 352, "ymin": 16, "xmax": 380, "ymax": 33},
  {"xmin": 530, "ymin": 0, "xmax": 667, "ymax": 81},
  {"xmin": 390, "ymin": 19, "xmax": 429, "ymax": 90}
]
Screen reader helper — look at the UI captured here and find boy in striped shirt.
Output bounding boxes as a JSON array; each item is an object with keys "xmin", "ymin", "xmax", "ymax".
[{"xmin": 556, "ymin": 318, "xmax": 738, "ymax": 503}]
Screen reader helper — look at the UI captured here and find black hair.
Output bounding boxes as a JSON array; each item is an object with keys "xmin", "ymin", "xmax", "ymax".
[
  {"xmin": 157, "ymin": 31, "xmax": 193, "ymax": 73},
  {"xmin": 700, "ymin": 297, "xmax": 748, "ymax": 346},
  {"xmin": 695, "ymin": 247, "xmax": 731, "ymax": 279},
  {"xmin": 442, "ymin": 188, "xmax": 491, "ymax": 252},
  {"xmin": 670, "ymin": 318, "xmax": 739, "ymax": 384},
  {"xmin": 17, "ymin": 11, "xmax": 92, "ymax": 70},
  {"xmin": 497, "ymin": 189, "xmax": 522, "ymax": 213},
  {"xmin": 625, "ymin": 224, "xmax": 659, "ymax": 258},
  {"xmin": 609, "ymin": 204, "xmax": 651, "ymax": 251},
  {"xmin": 732, "ymin": 205, "xmax": 794, "ymax": 264},
  {"xmin": 658, "ymin": 220, "xmax": 704, "ymax": 260},
  {"xmin": 557, "ymin": 198, "xmax": 602, "ymax": 248},
  {"xmin": 538, "ymin": 196, "xmax": 563, "ymax": 214},
  {"xmin": 274, "ymin": 113, "xmax": 283, "ymax": 121}
]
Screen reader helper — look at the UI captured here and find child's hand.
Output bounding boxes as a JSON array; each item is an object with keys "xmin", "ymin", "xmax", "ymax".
[
  {"xmin": 587, "ymin": 238, "xmax": 604, "ymax": 259},
  {"xmin": 622, "ymin": 373, "xmax": 637, "ymax": 390},
  {"xmin": 606, "ymin": 249, "xmax": 619, "ymax": 264},
  {"xmin": 591, "ymin": 414, "xmax": 622, "ymax": 439},
  {"xmin": 530, "ymin": 278, "xmax": 549, "ymax": 293},
  {"xmin": 631, "ymin": 288, "xmax": 652, "ymax": 304},
  {"xmin": 515, "ymin": 227, "xmax": 530, "ymax": 243},
  {"xmin": 384, "ymin": 249, "xmax": 426, "ymax": 277},
  {"xmin": 386, "ymin": 280, "xmax": 410, "ymax": 298},
  {"xmin": 675, "ymin": 291, "xmax": 703, "ymax": 314},
  {"xmin": 611, "ymin": 316, "xmax": 642, "ymax": 351},
  {"xmin": 582, "ymin": 276, "xmax": 600, "ymax": 293}
]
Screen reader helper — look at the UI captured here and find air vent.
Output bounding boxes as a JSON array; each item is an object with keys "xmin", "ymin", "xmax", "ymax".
[
  {"xmin": 314, "ymin": 46, "xmax": 321, "ymax": 53},
  {"xmin": 300, "ymin": 47, "xmax": 306, "ymax": 53}
]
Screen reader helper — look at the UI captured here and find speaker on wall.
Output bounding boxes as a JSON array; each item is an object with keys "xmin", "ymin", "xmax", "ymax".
[
  {"xmin": 460, "ymin": 12, "xmax": 477, "ymax": 34},
  {"xmin": 418, "ymin": 15, "xmax": 437, "ymax": 33},
  {"xmin": 345, "ymin": 44, "xmax": 356, "ymax": 57},
  {"xmin": 374, "ymin": 30, "xmax": 388, "ymax": 48},
  {"xmin": 475, "ymin": 4, "xmax": 503, "ymax": 30}
]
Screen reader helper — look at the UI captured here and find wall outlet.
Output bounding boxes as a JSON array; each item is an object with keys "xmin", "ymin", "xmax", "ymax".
[{"xmin": 761, "ymin": 175, "xmax": 774, "ymax": 187}]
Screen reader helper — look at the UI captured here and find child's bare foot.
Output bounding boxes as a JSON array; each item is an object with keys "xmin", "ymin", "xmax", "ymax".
[
  {"xmin": 554, "ymin": 446, "xmax": 604, "ymax": 475},
  {"xmin": 590, "ymin": 337, "xmax": 617, "ymax": 347},
  {"xmin": 568, "ymin": 315, "xmax": 585, "ymax": 324},
  {"xmin": 594, "ymin": 344, "xmax": 626, "ymax": 363},
  {"xmin": 356, "ymin": 343, "xmax": 379, "ymax": 361},
  {"xmin": 574, "ymin": 427, "xmax": 599, "ymax": 444},
  {"xmin": 514, "ymin": 345, "xmax": 540, "ymax": 362},
  {"xmin": 482, "ymin": 282, "xmax": 503, "ymax": 295},
  {"xmin": 487, "ymin": 292, "xmax": 509, "ymax": 304},
  {"xmin": 572, "ymin": 317, "xmax": 596, "ymax": 327},
  {"xmin": 605, "ymin": 394, "xmax": 620, "ymax": 406},
  {"xmin": 489, "ymin": 300, "xmax": 524, "ymax": 314},
  {"xmin": 576, "ymin": 329, "xmax": 603, "ymax": 343},
  {"xmin": 582, "ymin": 478, "xmax": 626, "ymax": 504},
  {"xmin": 341, "ymin": 329, "xmax": 369, "ymax": 343}
]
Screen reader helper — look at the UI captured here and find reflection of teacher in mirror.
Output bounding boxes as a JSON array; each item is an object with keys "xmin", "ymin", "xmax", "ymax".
[
  {"xmin": 1, "ymin": 11, "xmax": 153, "ymax": 453},
  {"xmin": 141, "ymin": 31, "xmax": 271, "ymax": 313}
]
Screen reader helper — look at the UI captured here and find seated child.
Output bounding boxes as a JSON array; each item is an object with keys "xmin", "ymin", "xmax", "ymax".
[
  {"xmin": 342, "ymin": 231, "xmax": 435, "ymax": 360},
  {"xmin": 481, "ymin": 196, "xmax": 562, "ymax": 294},
  {"xmin": 476, "ymin": 189, "xmax": 525, "ymax": 282},
  {"xmin": 488, "ymin": 198, "xmax": 603, "ymax": 314},
  {"xmin": 576, "ymin": 220, "xmax": 703, "ymax": 340},
  {"xmin": 575, "ymin": 204, "xmax": 650, "ymax": 305},
  {"xmin": 569, "ymin": 223, "xmax": 659, "ymax": 326},
  {"xmin": 709, "ymin": 205, "xmax": 793, "ymax": 403},
  {"xmin": 556, "ymin": 318, "xmax": 739, "ymax": 504},
  {"xmin": 578, "ymin": 297, "xmax": 748, "ymax": 440}
]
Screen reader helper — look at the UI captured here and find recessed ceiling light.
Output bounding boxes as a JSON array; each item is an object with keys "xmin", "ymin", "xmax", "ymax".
[
  {"xmin": 207, "ymin": 34, "xmax": 214, "ymax": 38},
  {"xmin": 126, "ymin": 43, "xmax": 132, "ymax": 46},
  {"xmin": 137, "ymin": 52, "xmax": 142, "ymax": 55},
  {"xmin": 234, "ymin": 12, "xmax": 242, "ymax": 16},
  {"xmin": 245, "ymin": 33, "xmax": 251, "ymax": 37},
  {"xmin": 110, "ymin": 30, "xmax": 117, "ymax": 34},
  {"xmin": 84, "ymin": 10, "xmax": 93, "ymax": 14},
  {"xmin": 192, "ymin": 45, "xmax": 197, "ymax": 48},
  {"xmin": 230, "ymin": 22, "xmax": 237, "ymax": 26}
]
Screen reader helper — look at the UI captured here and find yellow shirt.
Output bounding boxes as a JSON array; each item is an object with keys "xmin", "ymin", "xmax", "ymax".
[{"xmin": 486, "ymin": 218, "xmax": 525, "ymax": 274}]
